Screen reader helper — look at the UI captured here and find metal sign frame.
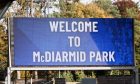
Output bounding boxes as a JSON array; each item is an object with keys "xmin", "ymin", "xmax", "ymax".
[
  {"xmin": 6, "ymin": 66, "xmax": 139, "ymax": 84},
  {"xmin": 6, "ymin": 18, "xmax": 139, "ymax": 84},
  {"xmin": 9, "ymin": 66, "xmax": 136, "ymax": 71},
  {"xmin": 10, "ymin": 18, "xmax": 135, "ymax": 67}
]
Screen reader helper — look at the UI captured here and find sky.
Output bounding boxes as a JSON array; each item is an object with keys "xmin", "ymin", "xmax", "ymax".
[{"xmin": 80, "ymin": 0, "xmax": 93, "ymax": 4}]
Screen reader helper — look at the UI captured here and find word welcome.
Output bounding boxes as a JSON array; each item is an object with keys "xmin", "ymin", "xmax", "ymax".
[{"xmin": 49, "ymin": 21, "xmax": 98, "ymax": 32}]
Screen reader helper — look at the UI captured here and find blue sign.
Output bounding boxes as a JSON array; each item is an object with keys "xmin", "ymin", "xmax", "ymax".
[{"xmin": 12, "ymin": 18, "xmax": 134, "ymax": 66}]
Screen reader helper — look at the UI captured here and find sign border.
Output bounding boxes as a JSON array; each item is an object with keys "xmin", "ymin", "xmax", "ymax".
[{"xmin": 9, "ymin": 17, "xmax": 135, "ymax": 67}]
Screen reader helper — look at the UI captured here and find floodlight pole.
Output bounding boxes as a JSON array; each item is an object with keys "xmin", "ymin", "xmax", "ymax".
[
  {"xmin": 59, "ymin": 70, "xmax": 61, "ymax": 78},
  {"xmin": 7, "ymin": 67, "xmax": 11, "ymax": 84},
  {"xmin": 30, "ymin": 77, "xmax": 33, "ymax": 84},
  {"xmin": 25, "ymin": 71, "xmax": 27, "ymax": 84},
  {"xmin": 135, "ymin": 67, "xmax": 139, "ymax": 84},
  {"xmin": 35, "ymin": 71, "xmax": 38, "ymax": 79},
  {"xmin": 7, "ymin": 17, "xmax": 12, "ymax": 84}
]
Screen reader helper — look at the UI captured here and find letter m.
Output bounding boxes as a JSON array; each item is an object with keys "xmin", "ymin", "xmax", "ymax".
[{"xmin": 33, "ymin": 51, "xmax": 40, "ymax": 62}]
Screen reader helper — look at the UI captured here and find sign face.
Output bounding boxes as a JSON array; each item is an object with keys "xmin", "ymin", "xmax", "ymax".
[{"xmin": 12, "ymin": 18, "xmax": 134, "ymax": 66}]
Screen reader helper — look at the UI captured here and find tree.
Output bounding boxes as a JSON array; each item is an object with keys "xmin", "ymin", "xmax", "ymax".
[
  {"xmin": 114, "ymin": 0, "xmax": 138, "ymax": 17},
  {"xmin": 60, "ymin": 2, "xmax": 112, "ymax": 18},
  {"xmin": 61, "ymin": 71, "xmax": 74, "ymax": 82},
  {"xmin": 83, "ymin": 3, "xmax": 111, "ymax": 18},
  {"xmin": 0, "ymin": 25, "xmax": 8, "ymax": 80},
  {"xmin": 75, "ymin": 70, "xmax": 86, "ymax": 82},
  {"xmin": 134, "ymin": 20, "xmax": 140, "ymax": 70},
  {"xmin": 126, "ymin": 7, "xmax": 139, "ymax": 19},
  {"xmin": 95, "ymin": 0, "xmax": 121, "ymax": 17},
  {"xmin": 126, "ymin": 7, "xmax": 140, "ymax": 64}
]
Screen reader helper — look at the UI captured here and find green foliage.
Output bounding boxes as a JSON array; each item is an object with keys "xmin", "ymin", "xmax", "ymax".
[
  {"xmin": 20, "ymin": 71, "xmax": 31, "ymax": 78},
  {"xmin": 59, "ymin": 0, "xmax": 67, "ymax": 12},
  {"xmin": 0, "ymin": 25, "xmax": 8, "ymax": 68},
  {"xmin": 61, "ymin": 71, "xmax": 74, "ymax": 82},
  {"xmin": 75, "ymin": 71, "xmax": 86, "ymax": 82},
  {"xmin": 110, "ymin": 70, "xmax": 130, "ymax": 75},
  {"xmin": 84, "ymin": 71, "xmax": 96, "ymax": 78},
  {"xmin": 60, "ymin": 1, "xmax": 75, "ymax": 17},
  {"xmin": 0, "ymin": 25, "xmax": 8, "ymax": 80},
  {"xmin": 134, "ymin": 20, "xmax": 140, "ymax": 69},
  {"xmin": 126, "ymin": 8, "xmax": 138, "ymax": 18},
  {"xmin": 60, "ymin": 2, "xmax": 111, "ymax": 18},
  {"xmin": 95, "ymin": 0, "xmax": 121, "ymax": 17}
]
